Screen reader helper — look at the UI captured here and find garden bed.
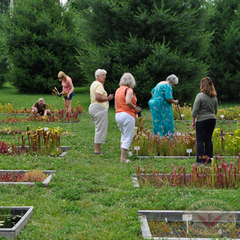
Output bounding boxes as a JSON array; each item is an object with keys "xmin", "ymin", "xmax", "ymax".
[
  {"xmin": 16, "ymin": 146, "xmax": 69, "ymax": 157},
  {"xmin": 0, "ymin": 170, "xmax": 56, "ymax": 187},
  {"xmin": 139, "ymin": 210, "xmax": 240, "ymax": 239},
  {"xmin": 0, "ymin": 206, "xmax": 34, "ymax": 239}
]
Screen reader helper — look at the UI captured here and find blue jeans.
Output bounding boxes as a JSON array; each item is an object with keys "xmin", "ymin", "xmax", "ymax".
[{"xmin": 196, "ymin": 119, "xmax": 216, "ymax": 163}]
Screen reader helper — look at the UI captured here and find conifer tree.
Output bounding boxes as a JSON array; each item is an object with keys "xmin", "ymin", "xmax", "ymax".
[
  {"xmin": 75, "ymin": 0, "xmax": 212, "ymax": 105},
  {"xmin": 207, "ymin": 0, "xmax": 240, "ymax": 101},
  {"xmin": 5, "ymin": 0, "xmax": 81, "ymax": 93}
]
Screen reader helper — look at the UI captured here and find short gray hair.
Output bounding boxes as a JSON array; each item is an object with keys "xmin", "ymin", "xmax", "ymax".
[
  {"xmin": 166, "ymin": 74, "xmax": 179, "ymax": 85},
  {"xmin": 38, "ymin": 98, "xmax": 44, "ymax": 103},
  {"xmin": 95, "ymin": 69, "xmax": 107, "ymax": 79},
  {"xmin": 119, "ymin": 73, "xmax": 136, "ymax": 88}
]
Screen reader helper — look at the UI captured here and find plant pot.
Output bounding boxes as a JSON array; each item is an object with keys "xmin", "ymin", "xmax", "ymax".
[
  {"xmin": 0, "ymin": 170, "xmax": 56, "ymax": 187},
  {"xmin": 0, "ymin": 206, "xmax": 33, "ymax": 239}
]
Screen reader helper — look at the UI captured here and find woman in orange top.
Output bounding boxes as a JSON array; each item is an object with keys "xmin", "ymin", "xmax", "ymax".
[
  {"xmin": 58, "ymin": 71, "xmax": 74, "ymax": 115},
  {"xmin": 115, "ymin": 73, "xmax": 141, "ymax": 163}
]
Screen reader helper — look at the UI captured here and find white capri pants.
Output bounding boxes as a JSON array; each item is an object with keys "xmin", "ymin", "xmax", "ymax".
[
  {"xmin": 89, "ymin": 103, "xmax": 108, "ymax": 144},
  {"xmin": 115, "ymin": 112, "xmax": 135, "ymax": 150}
]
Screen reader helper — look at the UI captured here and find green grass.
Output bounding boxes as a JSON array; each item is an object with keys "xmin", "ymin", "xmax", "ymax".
[{"xmin": 1, "ymin": 85, "xmax": 240, "ymax": 239}]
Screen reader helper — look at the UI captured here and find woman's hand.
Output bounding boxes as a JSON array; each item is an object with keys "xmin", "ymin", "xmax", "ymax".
[
  {"xmin": 134, "ymin": 106, "xmax": 141, "ymax": 113},
  {"xmin": 192, "ymin": 117, "xmax": 196, "ymax": 129},
  {"xmin": 167, "ymin": 98, "xmax": 179, "ymax": 104},
  {"xmin": 108, "ymin": 94, "xmax": 114, "ymax": 101}
]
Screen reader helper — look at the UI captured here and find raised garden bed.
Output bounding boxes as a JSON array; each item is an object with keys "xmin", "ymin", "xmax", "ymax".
[
  {"xmin": 139, "ymin": 209, "xmax": 240, "ymax": 239},
  {"xmin": 0, "ymin": 206, "xmax": 33, "ymax": 239},
  {"xmin": 16, "ymin": 146, "xmax": 69, "ymax": 157},
  {"xmin": 0, "ymin": 170, "xmax": 56, "ymax": 187},
  {"xmin": 133, "ymin": 160, "xmax": 240, "ymax": 189}
]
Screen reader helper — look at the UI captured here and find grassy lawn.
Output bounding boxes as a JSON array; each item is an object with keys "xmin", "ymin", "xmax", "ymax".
[{"xmin": 0, "ymin": 84, "xmax": 240, "ymax": 239}]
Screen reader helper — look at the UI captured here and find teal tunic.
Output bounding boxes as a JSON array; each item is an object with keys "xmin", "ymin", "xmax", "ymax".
[{"xmin": 148, "ymin": 83, "xmax": 175, "ymax": 137}]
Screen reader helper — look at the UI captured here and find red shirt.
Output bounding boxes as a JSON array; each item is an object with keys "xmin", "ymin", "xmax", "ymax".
[{"xmin": 115, "ymin": 86, "xmax": 137, "ymax": 119}]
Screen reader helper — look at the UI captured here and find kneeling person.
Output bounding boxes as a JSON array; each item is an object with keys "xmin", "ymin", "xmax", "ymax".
[{"xmin": 31, "ymin": 98, "xmax": 50, "ymax": 116}]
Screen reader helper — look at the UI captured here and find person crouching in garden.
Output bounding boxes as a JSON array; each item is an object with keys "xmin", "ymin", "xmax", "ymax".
[
  {"xmin": 58, "ymin": 71, "xmax": 75, "ymax": 115},
  {"xmin": 148, "ymin": 74, "xmax": 179, "ymax": 137},
  {"xmin": 31, "ymin": 98, "xmax": 50, "ymax": 116},
  {"xmin": 191, "ymin": 76, "xmax": 218, "ymax": 165},
  {"xmin": 115, "ymin": 73, "xmax": 141, "ymax": 163},
  {"xmin": 89, "ymin": 69, "xmax": 113, "ymax": 155}
]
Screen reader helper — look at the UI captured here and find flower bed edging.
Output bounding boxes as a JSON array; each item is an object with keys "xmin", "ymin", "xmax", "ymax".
[
  {"xmin": 138, "ymin": 210, "xmax": 240, "ymax": 239},
  {"xmin": 0, "ymin": 206, "xmax": 34, "ymax": 239},
  {"xmin": 0, "ymin": 170, "xmax": 56, "ymax": 187},
  {"xmin": 16, "ymin": 146, "xmax": 69, "ymax": 157},
  {"xmin": 137, "ymin": 155, "xmax": 237, "ymax": 159}
]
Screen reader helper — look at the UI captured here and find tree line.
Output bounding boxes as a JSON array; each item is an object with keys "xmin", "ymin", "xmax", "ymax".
[{"xmin": 0, "ymin": 0, "xmax": 239, "ymax": 106}]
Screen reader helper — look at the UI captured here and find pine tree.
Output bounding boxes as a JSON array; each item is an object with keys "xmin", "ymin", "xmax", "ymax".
[
  {"xmin": 207, "ymin": 0, "xmax": 240, "ymax": 101},
  {"xmin": 5, "ymin": 0, "xmax": 81, "ymax": 93},
  {"xmin": 75, "ymin": 0, "xmax": 212, "ymax": 105}
]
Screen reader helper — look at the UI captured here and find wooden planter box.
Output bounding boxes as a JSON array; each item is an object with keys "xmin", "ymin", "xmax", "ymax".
[
  {"xmin": 139, "ymin": 210, "xmax": 240, "ymax": 239},
  {"xmin": 0, "ymin": 206, "xmax": 33, "ymax": 239},
  {"xmin": 0, "ymin": 170, "xmax": 56, "ymax": 187}
]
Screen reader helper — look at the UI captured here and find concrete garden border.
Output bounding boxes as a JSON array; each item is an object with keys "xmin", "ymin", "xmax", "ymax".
[
  {"xmin": 16, "ymin": 146, "xmax": 69, "ymax": 157},
  {"xmin": 0, "ymin": 170, "xmax": 56, "ymax": 187},
  {"xmin": 138, "ymin": 210, "xmax": 240, "ymax": 240},
  {"xmin": 0, "ymin": 206, "xmax": 34, "ymax": 239},
  {"xmin": 132, "ymin": 173, "xmax": 191, "ymax": 188}
]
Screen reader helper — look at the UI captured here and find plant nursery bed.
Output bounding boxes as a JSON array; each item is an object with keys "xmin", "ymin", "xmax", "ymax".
[
  {"xmin": 16, "ymin": 146, "xmax": 69, "ymax": 157},
  {"xmin": 137, "ymin": 155, "xmax": 236, "ymax": 159},
  {"xmin": 58, "ymin": 121, "xmax": 80, "ymax": 124},
  {"xmin": 139, "ymin": 210, "xmax": 240, "ymax": 239},
  {"xmin": 0, "ymin": 170, "xmax": 56, "ymax": 187},
  {"xmin": 0, "ymin": 206, "xmax": 33, "ymax": 239}
]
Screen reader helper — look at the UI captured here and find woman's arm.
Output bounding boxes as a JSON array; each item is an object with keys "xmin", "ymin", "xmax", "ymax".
[
  {"xmin": 95, "ymin": 93, "xmax": 113, "ymax": 102},
  {"xmin": 167, "ymin": 98, "xmax": 179, "ymax": 104},
  {"xmin": 192, "ymin": 117, "xmax": 196, "ymax": 129},
  {"xmin": 67, "ymin": 82, "xmax": 74, "ymax": 98},
  {"xmin": 126, "ymin": 88, "xmax": 141, "ymax": 113}
]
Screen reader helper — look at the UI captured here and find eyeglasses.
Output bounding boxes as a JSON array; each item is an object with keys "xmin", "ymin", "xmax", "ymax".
[{"xmin": 59, "ymin": 76, "xmax": 64, "ymax": 80}]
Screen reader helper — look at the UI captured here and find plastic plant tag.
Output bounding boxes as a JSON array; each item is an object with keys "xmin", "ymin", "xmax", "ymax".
[
  {"xmin": 44, "ymin": 127, "xmax": 48, "ymax": 131},
  {"xmin": 181, "ymin": 114, "xmax": 185, "ymax": 120},
  {"xmin": 183, "ymin": 214, "xmax": 192, "ymax": 233},
  {"xmin": 186, "ymin": 149, "xmax": 192, "ymax": 157},
  {"xmin": 220, "ymin": 115, "xmax": 224, "ymax": 119},
  {"xmin": 182, "ymin": 214, "xmax": 192, "ymax": 221},
  {"xmin": 134, "ymin": 146, "xmax": 140, "ymax": 156}
]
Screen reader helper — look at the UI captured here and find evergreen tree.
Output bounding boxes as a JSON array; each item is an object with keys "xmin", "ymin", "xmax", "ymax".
[
  {"xmin": 0, "ymin": 13, "xmax": 8, "ymax": 87},
  {"xmin": 5, "ymin": 0, "xmax": 82, "ymax": 93},
  {"xmin": 207, "ymin": 0, "xmax": 240, "ymax": 101},
  {"xmin": 0, "ymin": 0, "xmax": 9, "ymax": 14},
  {"xmin": 75, "ymin": 0, "xmax": 212, "ymax": 106}
]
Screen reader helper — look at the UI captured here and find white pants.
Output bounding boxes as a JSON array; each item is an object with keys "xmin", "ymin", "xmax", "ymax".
[
  {"xmin": 115, "ymin": 112, "xmax": 135, "ymax": 150},
  {"xmin": 89, "ymin": 103, "xmax": 108, "ymax": 144}
]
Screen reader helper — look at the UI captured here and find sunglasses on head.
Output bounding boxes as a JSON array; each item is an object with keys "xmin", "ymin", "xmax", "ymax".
[{"xmin": 199, "ymin": 76, "xmax": 211, "ymax": 86}]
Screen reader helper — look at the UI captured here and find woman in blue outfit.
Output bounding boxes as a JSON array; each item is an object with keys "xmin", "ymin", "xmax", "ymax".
[{"xmin": 148, "ymin": 74, "xmax": 179, "ymax": 137}]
